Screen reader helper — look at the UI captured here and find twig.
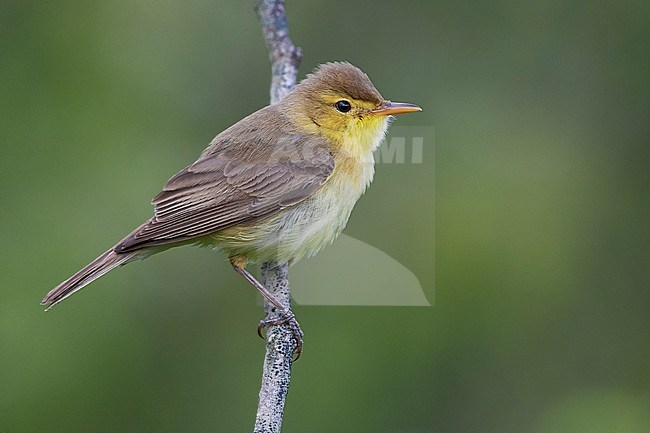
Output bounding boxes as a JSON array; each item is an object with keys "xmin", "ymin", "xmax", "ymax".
[
  {"xmin": 255, "ymin": 0, "xmax": 302, "ymax": 105},
  {"xmin": 253, "ymin": 1, "xmax": 302, "ymax": 432}
]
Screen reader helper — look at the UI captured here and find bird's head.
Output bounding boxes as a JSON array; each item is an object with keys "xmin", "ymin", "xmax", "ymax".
[{"xmin": 282, "ymin": 62, "xmax": 421, "ymax": 154}]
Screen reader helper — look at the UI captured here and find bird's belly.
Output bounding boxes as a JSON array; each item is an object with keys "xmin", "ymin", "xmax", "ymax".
[{"xmin": 212, "ymin": 160, "xmax": 373, "ymax": 264}]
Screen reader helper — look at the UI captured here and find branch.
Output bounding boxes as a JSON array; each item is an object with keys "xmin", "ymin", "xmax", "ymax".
[
  {"xmin": 256, "ymin": 0, "xmax": 302, "ymax": 104},
  {"xmin": 253, "ymin": 1, "xmax": 302, "ymax": 432}
]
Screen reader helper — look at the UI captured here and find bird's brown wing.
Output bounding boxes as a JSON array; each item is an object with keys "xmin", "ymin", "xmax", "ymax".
[{"xmin": 115, "ymin": 114, "xmax": 334, "ymax": 253}]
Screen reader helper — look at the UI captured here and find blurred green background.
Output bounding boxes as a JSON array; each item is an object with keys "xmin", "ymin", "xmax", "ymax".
[{"xmin": 1, "ymin": 1, "xmax": 648, "ymax": 432}]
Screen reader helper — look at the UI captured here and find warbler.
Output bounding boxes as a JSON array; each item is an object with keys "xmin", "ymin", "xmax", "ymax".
[{"xmin": 42, "ymin": 62, "xmax": 421, "ymax": 351}]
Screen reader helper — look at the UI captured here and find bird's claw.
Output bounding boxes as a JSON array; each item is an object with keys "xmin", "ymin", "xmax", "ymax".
[{"xmin": 257, "ymin": 310, "xmax": 304, "ymax": 361}]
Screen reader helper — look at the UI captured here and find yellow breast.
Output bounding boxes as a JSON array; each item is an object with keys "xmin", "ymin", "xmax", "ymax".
[{"xmin": 212, "ymin": 115, "xmax": 389, "ymax": 264}]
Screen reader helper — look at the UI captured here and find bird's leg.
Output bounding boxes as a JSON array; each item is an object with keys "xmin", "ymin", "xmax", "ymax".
[
  {"xmin": 231, "ymin": 258, "xmax": 288, "ymax": 312},
  {"xmin": 230, "ymin": 257, "xmax": 303, "ymax": 358}
]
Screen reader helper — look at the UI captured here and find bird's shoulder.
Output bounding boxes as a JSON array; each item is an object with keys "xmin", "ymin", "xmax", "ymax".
[{"xmin": 200, "ymin": 104, "xmax": 332, "ymax": 165}]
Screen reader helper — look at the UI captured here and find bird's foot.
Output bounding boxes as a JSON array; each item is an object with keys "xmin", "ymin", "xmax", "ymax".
[{"xmin": 258, "ymin": 309, "xmax": 304, "ymax": 360}]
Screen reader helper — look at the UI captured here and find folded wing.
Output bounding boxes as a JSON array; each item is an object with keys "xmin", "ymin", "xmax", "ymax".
[{"xmin": 116, "ymin": 111, "xmax": 334, "ymax": 252}]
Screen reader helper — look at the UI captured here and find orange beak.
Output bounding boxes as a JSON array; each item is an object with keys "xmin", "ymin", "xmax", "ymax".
[{"xmin": 370, "ymin": 101, "xmax": 422, "ymax": 116}]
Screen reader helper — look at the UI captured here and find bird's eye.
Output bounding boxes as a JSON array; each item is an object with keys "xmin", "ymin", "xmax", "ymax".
[{"xmin": 334, "ymin": 100, "xmax": 352, "ymax": 113}]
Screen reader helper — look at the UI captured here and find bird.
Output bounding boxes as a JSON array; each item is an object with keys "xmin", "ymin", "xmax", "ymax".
[{"xmin": 41, "ymin": 62, "xmax": 422, "ymax": 355}]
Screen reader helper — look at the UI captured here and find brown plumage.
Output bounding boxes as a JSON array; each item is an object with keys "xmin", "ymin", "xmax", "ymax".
[
  {"xmin": 42, "ymin": 62, "xmax": 421, "ymax": 316},
  {"xmin": 115, "ymin": 109, "xmax": 334, "ymax": 252}
]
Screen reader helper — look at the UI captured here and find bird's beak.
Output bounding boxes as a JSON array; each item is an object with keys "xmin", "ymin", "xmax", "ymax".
[{"xmin": 370, "ymin": 101, "xmax": 422, "ymax": 116}]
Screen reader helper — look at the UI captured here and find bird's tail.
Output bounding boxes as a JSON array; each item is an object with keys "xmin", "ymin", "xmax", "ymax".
[{"xmin": 41, "ymin": 249, "xmax": 138, "ymax": 311}]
